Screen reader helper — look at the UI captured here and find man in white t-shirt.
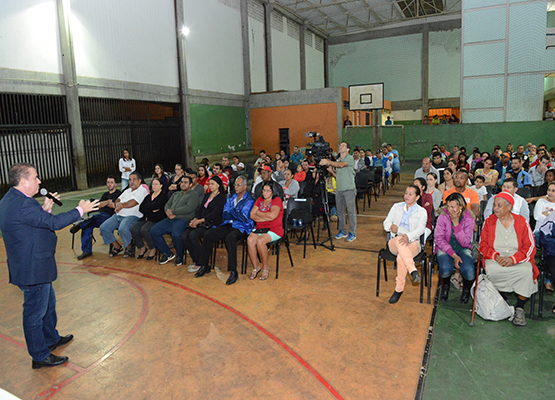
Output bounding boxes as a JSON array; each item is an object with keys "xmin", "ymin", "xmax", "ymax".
[{"xmin": 100, "ymin": 172, "xmax": 148, "ymax": 258}]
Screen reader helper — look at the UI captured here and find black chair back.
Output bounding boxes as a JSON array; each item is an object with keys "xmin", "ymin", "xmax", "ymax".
[{"xmin": 517, "ymin": 187, "xmax": 531, "ymax": 199}]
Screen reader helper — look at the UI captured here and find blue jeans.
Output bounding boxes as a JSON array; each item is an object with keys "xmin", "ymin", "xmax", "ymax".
[
  {"xmin": 99, "ymin": 214, "xmax": 139, "ymax": 248},
  {"xmin": 121, "ymin": 178, "xmax": 129, "ymax": 190},
  {"xmin": 80, "ymin": 212, "xmax": 110, "ymax": 253},
  {"xmin": 18, "ymin": 283, "xmax": 60, "ymax": 361},
  {"xmin": 437, "ymin": 248, "xmax": 475, "ymax": 280},
  {"xmin": 150, "ymin": 218, "xmax": 189, "ymax": 258}
]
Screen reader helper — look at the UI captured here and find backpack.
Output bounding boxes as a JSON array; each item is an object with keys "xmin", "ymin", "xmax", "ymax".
[{"xmin": 471, "ymin": 274, "xmax": 514, "ymax": 321}]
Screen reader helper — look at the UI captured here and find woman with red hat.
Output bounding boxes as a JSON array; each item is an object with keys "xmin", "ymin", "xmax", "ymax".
[{"xmin": 479, "ymin": 191, "xmax": 539, "ymax": 326}]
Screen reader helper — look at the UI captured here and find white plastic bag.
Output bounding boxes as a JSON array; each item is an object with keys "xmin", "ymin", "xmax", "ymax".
[{"xmin": 471, "ymin": 274, "xmax": 514, "ymax": 321}]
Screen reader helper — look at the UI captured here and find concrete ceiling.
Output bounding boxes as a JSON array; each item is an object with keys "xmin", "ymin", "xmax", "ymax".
[{"xmin": 272, "ymin": 0, "xmax": 462, "ymax": 37}]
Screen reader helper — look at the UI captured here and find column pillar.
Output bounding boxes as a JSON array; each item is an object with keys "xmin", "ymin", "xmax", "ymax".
[
  {"xmin": 56, "ymin": 0, "xmax": 87, "ymax": 190},
  {"xmin": 300, "ymin": 24, "xmax": 306, "ymax": 90},
  {"xmin": 264, "ymin": 3, "xmax": 273, "ymax": 92},
  {"xmin": 240, "ymin": 0, "xmax": 252, "ymax": 148},
  {"xmin": 421, "ymin": 24, "xmax": 429, "ymax": 119},
  {"xmin": 174, "ymin": 0, "xmax": 194, "ymax": 168}
]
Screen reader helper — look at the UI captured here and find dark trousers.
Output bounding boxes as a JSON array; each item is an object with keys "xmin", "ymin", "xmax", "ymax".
[
  {"xmin": 18, "ymin": 283, "xmax": 60, "ymax": 361},
  {"xmin": 80, "ymin": 212, "xmax": 110, "ymax": 253},
  {"xmin": 197, "ymin": 224, "xmax": 247, "ymax": 271},
  {"xmin": 130, "ymin": 220, "xmax": 157, "ymax": 250},
  {"xmin": 181, "ymin": 227, "xmax": 210, "ymax": 264}
]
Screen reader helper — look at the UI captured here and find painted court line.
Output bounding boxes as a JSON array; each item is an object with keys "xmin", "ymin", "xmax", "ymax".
[{"xmin": 77, "ymin": 263, "xmax": 345, "ymax": 400}]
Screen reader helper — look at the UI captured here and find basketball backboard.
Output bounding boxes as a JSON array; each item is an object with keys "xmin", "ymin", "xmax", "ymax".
[{"xmin": 349, "ymin": 83, "xmax": 384, "ymax": 111}]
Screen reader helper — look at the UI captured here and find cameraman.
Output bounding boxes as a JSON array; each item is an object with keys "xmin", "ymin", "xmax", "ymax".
[{"xmin": 319, "ymin": 141, "xmax": 356, "ymax": 242}]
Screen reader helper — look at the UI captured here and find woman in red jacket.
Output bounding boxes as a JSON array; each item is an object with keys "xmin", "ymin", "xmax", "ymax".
[{"xmin": 479, "ymin": 191, "xmax": 539, "ymax": 326}]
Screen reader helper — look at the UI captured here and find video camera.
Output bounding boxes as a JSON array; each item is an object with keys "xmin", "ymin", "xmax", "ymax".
[{"xmin": 305, "ymin": 132, "xmax": 332, "ymax": 168}]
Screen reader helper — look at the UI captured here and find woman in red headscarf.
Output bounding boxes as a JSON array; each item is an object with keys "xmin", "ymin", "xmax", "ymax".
[{"xmin": 479, "ymin": 191, "xmax": 539, "ymax": 327}]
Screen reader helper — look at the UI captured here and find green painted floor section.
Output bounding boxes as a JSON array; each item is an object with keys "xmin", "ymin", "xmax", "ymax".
[{"xmin": 423, "ymin": 290, "xmax": 555, "ymax": 399}]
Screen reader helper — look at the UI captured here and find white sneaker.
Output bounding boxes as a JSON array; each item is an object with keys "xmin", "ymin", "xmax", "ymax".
[{"xmin": 187, "ymin": 264, "xmax": 200, "ymax": 272}]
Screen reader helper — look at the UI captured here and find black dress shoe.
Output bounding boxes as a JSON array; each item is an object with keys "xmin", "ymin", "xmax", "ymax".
[
  {"xmin": 48, "ymin": 334, "xmax": 74, "ymax": 352},
  {"xmin": 77, "ymin": 252, "xmax": 92, "ymax": 260},
  {"xmin": 195, "ymin": 265, "xmax": 211, "ymax": 278},
  {"xmin": 32, "ymin": 354, "xmax": 69, "ymax": 369},
  {"xmin": 389, "ymin": 291, "xmax": 403, "ymax": 304},
  {"xmin": 226, "ymin": 271, "xmax": 238, "ymax": 285}
]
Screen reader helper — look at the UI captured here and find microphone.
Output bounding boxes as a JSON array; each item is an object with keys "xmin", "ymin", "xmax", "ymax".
[{"xmin": 40, "ymin": 188, "xmax": 63, "ymax": 206}]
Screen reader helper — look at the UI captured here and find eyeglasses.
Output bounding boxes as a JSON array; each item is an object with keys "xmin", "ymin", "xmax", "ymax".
[{"xmin": 234, "ymin": 183, "xmax": 244, "ymax": 186}]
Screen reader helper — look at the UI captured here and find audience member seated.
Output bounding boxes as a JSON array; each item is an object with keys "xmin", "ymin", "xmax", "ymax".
[
  {"xmin": 382, "ymin": 185, "xmax": 427, "ymax": 304},
  {"xmin": 510, "ymin": 156, "xmax": 531, "ymax": 188},
  {"xmin": 130, "ymin": 177, "xmax": 168, "ymax": 260},
  {"xmin": 247, "ymin": 181, "xmax": 284, "ymax": 281},
  {"xmin": 528, "ymin": 155, "xmax": 550, "ymax": 189},
  {"xmin": 150, "ymin": 164, "xmax": 170, "ymax": 193},
  {"xmin": 471, "ymin": 176, "xmax": 488, "ymax": 201},
  {"xmin": 474, "ymin": 156, "xmax": 499, "ymax": 188},
  {"xmin": 413, "ymin": 178, "xmax": 433, "ymax": 240},
  {"xmin": 479, "ymin": 191, "xmax": 539, "ymax": 326},
  {"xmin": 188, "ymin": 171, "xmax": 205, "ymax": 198},
  {"xmin": 73, "ymin": 176, "xmax": 121, "ymax": 260},
  {"xmin": 364, "ymin": 149, "xmax": 375, "ymax": 168},
  {"xmin": 100, "ymin": 172, "xmax": 149, "ymax": 258},
  {"xmin": 293, "ymin": 163, "xmax": 306, "ymax": 182},
  {"xmin": 435, "ymin": 193, "xmax": 476, "ymax": 303},
  {"xmin": 290, "ymin": 146, "xmax": 304, "ymax": 164},
  {"xmin": 353, "ymin": 150, "xmax": 366, "ymax": 173},
  {"xmin": 253, "ymin": 165, "xmax": 279, "ymax": 199},
  {"xmin": 282, "ymin": 168, "xmax": 300, "ymax": 205},
  {"xmin": 431, "ymin": 152, "xmax": 448, "ymax": 171},
  {"xmin": 514, "ymin": 145, "xmax": 529, "ymax": 170},
  {"xmin": 206, "ymin": 163, "xmax": 229, "ymax": 192},
  {"xmin": 495, "ymin": 152, "xmax": 512, "ymax": 188},
  {"xmin": 255, "ymin": 150, "xmax": 266, "ymax": 167},
  {"xmin": 484, "ymin": 178, "xmax": 529, "ymax": 221},
  {"xmin": 426, "ymin": 172, "xmax": 442, "ymax": 211},
  {"xmin": 414, "ymin": 157, "xmax": 439, "ymax": 180},
  {"xmin": 167, "ymin": 164, "xmax": 184, "ymax": 198},
  {"xmin": 231, "ymin": 155, "xmax": 245, "ymax": 172},
  {"xmin": 188, "ymin": 175, "xmax": 254, "ymax": 285},
  {"xmin": 457, "ymin": 152, "xmax": 470, "ymax": 171},
  {"xmin": 533, "ymin": 181, "xmax": 555, "ymax": 240},
  {"xmin": 527, "ymin": 170, "xmax": 555, "ymax": 203},
  {"xmin": 221, "ymin": 156, "xmax": 233, "ymax": 176},
  {"xmin": 197, "ymin": 165, "xmax": 210, "ymax": 188},
  {"xmin": 150, "ymin": 176, "xmax": 200, "ymax": 265},
  {"xmin": 442, "ymin": 169, "xmax": 480, "ymax": 217},
  {"xmin": 181, "ymin": 176, "xmax": 227, "ymax": 274},
  {"xmin": 439, "ymin": 168, "xmax": 455, "ymax": 194},
  {"xmin": 272, "ymin": 159, "xmax": 286, "ymax": 185},
  {"xmin": 280, "ymin": 149, "xmax": 288, "ymax": 162}
]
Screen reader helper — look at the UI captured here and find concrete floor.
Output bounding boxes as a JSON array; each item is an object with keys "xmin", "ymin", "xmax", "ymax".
[{"xmin": 0, "ymin": 175, "xmax": 436, "ymax": 400}]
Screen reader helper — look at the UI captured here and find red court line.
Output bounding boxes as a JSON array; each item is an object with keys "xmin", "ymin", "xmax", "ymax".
[
  {"xmin": 76, "ymin": 263, "xmax": 345, "ymax": 400},
  {"xmin": 38, "ymin": 271, "xmax": 149, "ymax": 400}
]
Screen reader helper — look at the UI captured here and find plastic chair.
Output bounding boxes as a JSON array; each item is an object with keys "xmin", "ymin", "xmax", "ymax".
[
  {"xmin": 376, "ymin": 233, "xmax": 431, "ymax": 304},
  {"xmin": 355, "ymin": 169, "xmax": 371, "ymax": 212},
  {"xmin": 286, "ymin": 197, "xmax": 316, "ymax": 258}
]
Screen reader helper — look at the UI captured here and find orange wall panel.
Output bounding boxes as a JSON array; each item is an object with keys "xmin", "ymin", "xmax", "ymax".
[{"xmin": 251, "ymin": 103, "xmax": 339, "ymax": 155}]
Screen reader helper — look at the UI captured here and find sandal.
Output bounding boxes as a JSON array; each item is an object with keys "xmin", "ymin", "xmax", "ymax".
[
  {"xmin": 450, "ymin": 275, "xmax": 463, "ymax": 291},
  {"xmin": 122, "ymin": 248, "xmax": 133, "ymax": 258},
  {"xmin": 552, "ymin": 304, "xmax": 555, "ymax": 314},
  {"xmin": 259, "ymin": 269, "xmax": 270, "ymax": 281},
  {"xmin": 109, "ymin": 246, "xmax": 123, "ymax": 258},
  {"xmin": 545, "ymin": 283, "xmax": 554, "ymax": 295},
  {"xmin": 250, "ymin": 267, "xmax": 261, "ymax": 280}
]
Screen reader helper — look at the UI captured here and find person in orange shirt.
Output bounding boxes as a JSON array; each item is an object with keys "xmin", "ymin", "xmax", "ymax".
[{"xmin": 442, "ymin": 169, "xmax": 480, "ymax": 217}]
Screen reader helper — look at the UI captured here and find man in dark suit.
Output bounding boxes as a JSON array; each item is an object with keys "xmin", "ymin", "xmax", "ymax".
[{"xmin": 0, "ymin": 163, "xmax": 98, "ymax": 368}]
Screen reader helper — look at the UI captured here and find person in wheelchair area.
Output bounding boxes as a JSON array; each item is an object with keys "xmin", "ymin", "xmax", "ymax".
[
  {"xmin": 479, "ymin": 191, "xmax": 539, "ymax": 326},
  {"xmin": 435, "ymin": 192, "xmax": 476, "ymax": 303},
  {"xmin": 382, "ymin": 185, "xmax": 428, "ymax": 304}
]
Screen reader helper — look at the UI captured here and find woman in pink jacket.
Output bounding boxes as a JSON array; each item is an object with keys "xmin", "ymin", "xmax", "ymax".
[{"xmin": 435, "ymin": 192, "xmax": 476, "ymax": 303}]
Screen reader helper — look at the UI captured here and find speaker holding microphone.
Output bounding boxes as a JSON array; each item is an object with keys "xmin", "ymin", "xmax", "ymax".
[{"xmin": 40, "ymin": 188, "xmax": 63, "ymax": 206}]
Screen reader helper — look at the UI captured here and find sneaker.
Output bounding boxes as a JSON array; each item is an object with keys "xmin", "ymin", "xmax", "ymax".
[
  {"xmin": 346, "ymin": 233, "xmax": 356, "ymax": 242},
  {"xmin": 174, "ymin": 257, "xmax": 183, "ymax": 266},
  {"xmin": 159, "ymin": 253, "xmax": 176, "ymax": 265},
  {"xmin": 512, "ymin": 307, "xmax": 527, "ymax": 326},
  {"xmin": 411, "ymin": 270, "xmax": 421, "ymax": 283},
  {"xmin": 188, "ymin": 264, "xmax": 200, "ymax": 272},
  {"xmin": 334, "ymin": 230, "xmax": 348, "ymax": 240}
]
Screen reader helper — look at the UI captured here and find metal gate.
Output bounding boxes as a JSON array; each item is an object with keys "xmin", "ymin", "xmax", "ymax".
[{"xmin": 0, "ymin": 93, "xmax": 74, "ymax": 196}]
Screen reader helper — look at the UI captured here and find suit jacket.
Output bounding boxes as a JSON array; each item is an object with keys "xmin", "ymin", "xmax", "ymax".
[{"xmin": 0, "ymin": 187, "xmax": 80, "ymax": 286}]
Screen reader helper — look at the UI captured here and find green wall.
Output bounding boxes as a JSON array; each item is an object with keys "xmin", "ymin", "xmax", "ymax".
[
  {"xmin": 403, "ymin": 121, "xmax": 555, "ymax": 160},
  {"xmin": 190, "ymin": 104, "xmax": 247, "ymax": 155},
  {"xmin": 548, "ymin": 10, "xmax": 555, "ymax": 28}
]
